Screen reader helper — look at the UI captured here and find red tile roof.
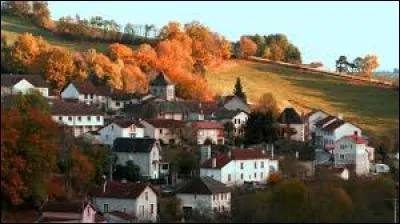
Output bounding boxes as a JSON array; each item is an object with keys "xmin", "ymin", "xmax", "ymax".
[
  {"xmin": 192, "ymin": 121, "xmax": 224, "ymax": 130},
  {"xmin": 345, "ymin": 135, "xmax": 367, "ymax": 144},
  {"xmin": 201, "ymin": 149, "xmax": 271, "ymax": 169},
  {"xmin": 322, "ymin": 119, "xmax": 346, "ymax": 131},
  {"xmin": 50, "ymin": 99, "xmax": 103, "ymax": 116},
  {"xmin": 144, "ymin": 119, "xmax": 186, "ymax": 128},
  {"xmin": 93, "ymin": 181, "xmax": 154, "ymax": 199}
]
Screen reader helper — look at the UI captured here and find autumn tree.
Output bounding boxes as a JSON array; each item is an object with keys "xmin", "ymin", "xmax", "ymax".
[
  {"xmin": 3, "ymin": 1, "xmax": 31, "ymax": 17},
  {"xmin": 362, "ymin": 54, "xmax": 379, "ymax": 78},
  {"xmin": 68, "ymin": 146, "xmax": 95, "ymax": 195},
  {"xmin": 132, "ymin": 44, "xmax": 158, "ymax": 73},
  {"xmin": 269, "ymin": 41, "xmax": 285, "ymax": 61},
  {"xmin": 239, "ymin": 36, "xmax": 257, "ymax": 58},
  {"xmin": 255, "ymin": 92, "xmax": 279, "ymax": 116},
  {"xmin": 121, "ymin": 64, "xmax": 148, "ymax": 93},
  {"xmin": 108, "ymin": 43, "xmax": 134, "ymax": 62}
]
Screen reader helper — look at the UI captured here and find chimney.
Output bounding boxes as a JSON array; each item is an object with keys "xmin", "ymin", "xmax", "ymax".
[
  {"xmin": 103, "ymin": 181, "xmax": 107, "ymax": 193},
  {"xmin": 337, "ymin": 113, "xmax": 343, "ymax": 120},
  {"xmin": 212, "ymin": 157, "xmax": 217, "ymax": 168}
]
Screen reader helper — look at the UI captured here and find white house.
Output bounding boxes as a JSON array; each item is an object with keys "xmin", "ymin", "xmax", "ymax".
[
  {"xmin": 303, "ymin": 110, "xmax": 330, "ymax": 140},
  {"xmin": 92, "ymin": 181, "xmax": 158, "ymax": 222},
  {"xmin": 214, "ymin": 108, "xmax": 248, "ymax": 137},
  {"xmin": 218, "ymin": 95, "xmax": 250, "ymax": 113},
  {"xmin": 60, "ymin": 80, "xmax": 109, "ymax": 108},
  {"xmin": 200, "ymin": 149, "xmax": 279, "ymax": 186},
  {"xmin": 106, "ymin": 90, "xmax": 142, "ymax": 112},
  {"xmin": 192, "ymin": 121, "xmax": 225, "ymax": 145},
  {"xmin": 1, "ymin": 74, "xmax": 49, "ymax": 97},
  {"xmin": 277, "ymin": 107, "xmax": 305, "ymax": 142},
  {"xmin": 140, "ymin": 119, "xmax": 186, "ymax": 145},
  {"xmin": 36, "ymin": 200, "xmax": 104, "ymax": 223},
  {"xmin": 98, "ymin": 119, "xmax": 145, "ymax": 146},
  {"xmin": 315, "ymin": 116, "xmax": 362, "ymax": 152},
  {"xmin": 149, "ymin": 71, "xmax": 175, "ymax": 101},
  {"xmin": 113, "ymin": 138, "xmax": 163, "ymax": 180},
  {"xmin": 50, "ymin": 99, "xmax": 104, "ymax": 137},
  {"xmin": 333, "ymin": 134, "xmax": 374, "ymax": 176},
  {"xmin": 176, "ymin": 177, "xmax": 231, "ymax": 217}
]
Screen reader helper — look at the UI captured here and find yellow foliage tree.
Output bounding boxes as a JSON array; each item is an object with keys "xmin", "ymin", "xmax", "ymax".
[
  {"xmin": 39, "ymin": 47, "xmax": 74, "ymax": 89},
  {"xmin": 362, "ymin": 54, "xmax": 379, "ymax": 78},
  {"xmin": 121, "ymin": 64, "xmax": 149, "ymax": 93},
  {"xmin": 239, "ymin": 36, "xmax": 257, "ymax": 58}
]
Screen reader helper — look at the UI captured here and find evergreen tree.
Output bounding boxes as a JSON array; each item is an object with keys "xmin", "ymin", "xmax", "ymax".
[
  {"xmin": 233, "ymin": 77, "xmax": 247, "ymax": 103},
  {"xmin": 244, "ymin": 111, "xmax": 279, "ymax": 145}
]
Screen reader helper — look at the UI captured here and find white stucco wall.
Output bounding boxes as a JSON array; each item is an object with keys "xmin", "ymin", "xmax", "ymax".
[
  {"xmin": 197, "ymin": 129, "xmax": 224, "ymax": 145},
  {"xmin": 12, "ymin": 79, "xmax": 35, "ymax": 94},
  {"xmin": 99, "ymin": 123, "xmax": 145, "ymax": 146},
  {"xmin": 61, "ymin": 83, "xmax": 80, "ymax": 99},
  {"xmin": 52, "ymin": 115, "xmax": 104, "ymax": 137},
  {"xmin": 334, "ymin": 137, "xmax": 370, "ymax": 175},
  {"xmin": 232, "ymin": 112, "xmax": 248, "ymax": 136}
]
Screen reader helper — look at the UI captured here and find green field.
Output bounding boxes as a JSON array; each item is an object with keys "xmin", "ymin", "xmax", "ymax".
[
  {"xmin": 207, "ymin": 60, "xmax": 399, "ymax": 136},
  {"xmin": 1, "ymin": 14, "xmax": 111, "ymax": 53}
]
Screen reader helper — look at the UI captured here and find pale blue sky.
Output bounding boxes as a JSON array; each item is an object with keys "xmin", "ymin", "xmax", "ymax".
[{"xmin": 48, "ymin": 1, "xmax": 399, "ymax": 70}]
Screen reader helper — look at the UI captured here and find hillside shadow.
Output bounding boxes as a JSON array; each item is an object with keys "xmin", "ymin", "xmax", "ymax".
[{"xmin": 251, "ymin": 63, "xmax": 399, "ymax": 122}]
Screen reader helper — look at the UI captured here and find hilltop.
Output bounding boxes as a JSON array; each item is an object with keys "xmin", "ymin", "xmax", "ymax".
[{"xmin": 207, "ymin": 60, "xmax": 399, "ymax": 137}]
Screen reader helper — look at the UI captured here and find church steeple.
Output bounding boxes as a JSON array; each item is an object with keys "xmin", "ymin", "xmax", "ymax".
[{"xmin": 149, "ymin": 71, "xmax": 175, "ymax": 101}]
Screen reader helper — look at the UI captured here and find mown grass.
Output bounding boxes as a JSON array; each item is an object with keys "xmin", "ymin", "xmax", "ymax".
[
  {"xmin": 1, "ymin": 14, "xmax": 111, "ymax": 53},
  {"xmin": 207, "ymin": 60, "xmax": 399, "ymax": 136}
]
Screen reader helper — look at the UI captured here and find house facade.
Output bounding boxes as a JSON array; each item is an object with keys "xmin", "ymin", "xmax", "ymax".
[
  {"xmin": 106, "ymin": 90, "xmax": 142, "ymax": 112},
  {"xmin": 140, "ymin": 119, "xmax": 185, "ymax": 145},
  {"xmin": 192, "ymin": 121, "xmax": 224, "ymax": 145},
  {"xmin": 304, "ymin": 110, "xmax": 330, "ymax": 140},
  {"xmin": 176, "ymin": 177, "xmax": 231, "ymax": 216},
  {"xmin": 215, "ymin": 109, "xmax": 248, "ymax": 137},
  {"xmin": 315, "ymin": 116, "xmax": 362, "ymax": 152},
  {"xmin": 36, "ymin": 200, "xmax": 101, "ymax": 223},
  {"xmin": 61, "ymin": 80, "xmax": 109, "ymax": 108},
  {"xmin": 98, "ymin": 119, "xmax": 145, "ymax": 146},
  {"xmin": 92, "ymin": 181, "xmax": 158, "ymax": 222},
  {"xmin": 277, "ymin": 107, "xmax": 305, "ymax": 142},
  {"xmin": 333, "ymin": 134, "xmax": 374, "ymax": 176},
  {"xmin": 50, "ymin": 100, "xmax": 104, "ymax": 137},
  {"xmin": 113, "ymin": 138, "xmax": 162, "ymax": 179},
  {"xmin": 1, "ymin": 74, "xmax": 49, "ymax": 97},
  {"xmin": 200, "ymin": 149, "xmax": 279, "ymax": 186}
]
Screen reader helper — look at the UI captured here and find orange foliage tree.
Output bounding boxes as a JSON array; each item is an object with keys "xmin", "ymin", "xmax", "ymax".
[
  {"xmin": 121, "ymin": 64, "xmax": 149, "ymax": 93},
  {"xmin": 69, "ymin": 146, "xmax": 95, "ymax": 195},
  {"xmin": 132, "ymin": 44, "xmax": 158, "ymax": 73},
  {"xmin": 239, "ymin": 36, "xmax": 257, "ymax": 58},
  {"xmin": 108, "ymin": 43, "xmax": 134, "ymax": 62},
  {"xmin": 1, "ymin": 104, "xmax": 60, "ymax": 206}
]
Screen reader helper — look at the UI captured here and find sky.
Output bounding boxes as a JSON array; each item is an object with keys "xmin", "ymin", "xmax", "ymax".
[{"xmin": 48, "ymin": 1, "xmax": 399, "ymax": 71}]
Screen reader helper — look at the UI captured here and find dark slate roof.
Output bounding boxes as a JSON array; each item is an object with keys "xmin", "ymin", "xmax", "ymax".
[
  {"xmin": 108, "ymin": 211, "xmax": 136, "ymax": 221},
  {"xmin": 109, "ymin": 89, "xmax": 144, "ymax": 101},
  {"xmin": 40, "ymin": 200, "xmax": 90, "ymax": 213},
  {"xmin": 322, "ymin": 119, "xmax": 346, "ymax": 131},
  {"xmin": 143, "ymin": 119, "xmax": 186, "ymax": 128},
  {"xmin": 123, "ymin": 101, "xmax": 188, "ymax": 119},
  {"xmin": 277, "ymin": 107, "xmax": 303, "ymax": 124},
  {"xmin": 113, "ymin": 138, "xmax": 157, "ymax": 153},
  {"xmin": 63, "ymin": 80, "xmax": 110, "ymax": 96},
  {"xmin": 50, "ymin": 99, "xmax": 103, "ymax": 116},
  {"xmin": 183, "ymin": 101, "xmax": 219, "ymax": 115},
  {"xmin": 176, "ymin": 177, "xmax": 230, "ymax": 195},
  {"xmin": 315, "ymin": 115, "xmax": 337, "ymax": 127},
  {"xmin": 150, "ymin": 71, "xmax": 172, "ymax": 86},
  {"xmin": 1, "ymin": 74, "xmax": 48, "ymax": 87},
  {"xmin": 93, "ymin": 181, "xmax": 156, "ymax": 199}
]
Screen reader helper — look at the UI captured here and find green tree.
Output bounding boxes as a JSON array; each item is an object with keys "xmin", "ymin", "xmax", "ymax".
[
  {"xmin": 113, "ymin": 161, "xmax": 141, "ymax": 182},
  {"xmin": 353, "ymin": 57, "xmax": 364, "ymax": 73},
  {"xmin": 285, "ymin": 44, "xmax": 302, "ymax": 64},
  {"xmin": 233, "ymin": 77, "xmax": 247, "ymax": 103},
  {"xmin": 223, "ymin": 121, "xmax": 235, "ymax": 143}
]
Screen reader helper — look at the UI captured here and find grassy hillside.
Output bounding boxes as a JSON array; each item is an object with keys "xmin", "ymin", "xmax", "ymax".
[
  {"xmin": 207, "ymin": 60, "xmax": 399, "ymax": 136},
  {"xmin": 1, "ymin": 14, "xmax": 111, "ymax": 53}
]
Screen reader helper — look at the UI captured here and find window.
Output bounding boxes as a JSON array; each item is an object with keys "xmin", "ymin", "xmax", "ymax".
[
  {"xmin": 240, "ymin": 163, "xmax": 244, "ymax": 169},
  {"xmin": 87, "ymin": 116, "xmax": 91, "ymax": 121},
  {"xmin": 116, "ymin": 102, "xmax": 120, "ymax": 107},
  {"xmin": 194, "ymin": 194, "xmax": 197, "ymax": 199},
  {"xmin": 240, "ymin": 173, "xmax": 244, "ymax": 180},
  {"xmin": 150, "ymin": 204, "xmax": 154, "ymax": 214},
  {"xmin": 97, "ymin": 116, "xmax": 101, "ymax": 122},
  {"xmin": 145, "ymin": 192, "xmax": 148, "ymax": 201},
  {"xmin": 159, "ymin": 129, "xmax": 163, "ymax": 134},
  {"xmin": 228, "ymin": 174, "xmax": 231, "ymax": 182},
  {"xmin": 68, "ymin": 116, "xmax": 72, "ymax": 121},
  {"xmin": 77, "ymin": 116, "xmax": 82, "ymax": 121},
  {"xmin": 340, "ymin": 154, "xmax": 345, "ymax": 160},
  {"xmin": 90, "ymin": 94, "xmax": 94, "ymax": 99},
  {"xmin": 104, "ymin": 204, "xmax": 109, "ymax": 212},
  {"xmin": 213, "ymin": 195, "xmax": 216, "ymax": 201},
  {"xmin": 254, "ymin": 173, "xmax": 257, "ymax": 178},
  {"xmin": 261, "ymin": 161, "xmax": 264, "ymax": 168},
  {"xmin": 59, "ymin": 116, "xmax": 62, "ymax": 121},
  {"xmin": 254, "ymin": 162, "xmax": 257, "ymax": 169},
  {"xmin": 261, "ymin": 172, "xmax": 264, "ymax": 179},
  {"xmin": 111, "ymin": 125, "xmax": 114, "ymax": 130}
]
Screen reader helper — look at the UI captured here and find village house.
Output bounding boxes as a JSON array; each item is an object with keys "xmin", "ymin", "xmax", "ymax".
[
  {"xmin": 1, "ymin": 74, "xmax": 49, "ymax": 97},
  {"xmin": 92, "ymin": 180, "xmax": 158, "ymax": 223},
  {"xmin": 214, "ymin": 108, "xmax": 248, "ymax": 137},
  {"xmin": 140, "ymin": 119, "xmax": 186, "ymax": 145},
  {"xmin": 176, "ymin": 177, "xmax": 231, "ymax": 217},
  {"xmin": 122, "ymin": 101, "xmax": 188, "ymax": 121},
  {"xmin": 113, "ymin": 138, "xmax": 165, "ymax": 180},
  {"xmin": 277, "ymin": 107, "xmax": 305, "ymax": 142},
  {"xmin": 106, "ymin": 90, "xmax": 142, "ymax": 112},
  {"xmin": 192, "ymin": 121, "xmax": 225, "ymax": 145},
  {"xmin": 98, "ymin": 119, "xmax": 145, "ymax": 146},
  {"xmin": 184, "ymin": 101, "xmax": 219, "ymax": 121},
  {"xmin": 303, "ymin": 109, "xmax": 330, "ymax": 141},
  {"xmin": 217, "ymin": 95, "xmax": 250, "ymax": 113},
  {"xmin": 36, "ymin": 200, "xmax": 106, "ymax": 223},
  {"xmin": 200, "ymin": 149, "xmax": 279, "ymax": 186},
  {"xmin": 333, "ymin": 133, "xmax": 374, "ymax": 176},
  {"xmin": 315, "ymin": 115, "xmax": 362, "ymax": 152},
  {"xmin": 149, "ymin": 71, "xmax": 175, "ymax": 101},
  {"xmin": 50, "ymin": 99, "xmax": 104, "ymax": 137},
  {"xmin": 60, "ymin": 80, "xmax": 109, "ymax": 109}
]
